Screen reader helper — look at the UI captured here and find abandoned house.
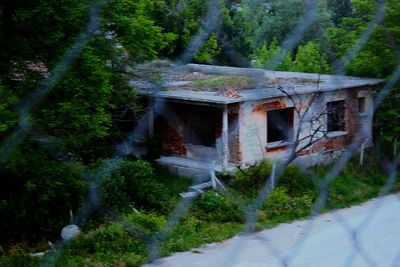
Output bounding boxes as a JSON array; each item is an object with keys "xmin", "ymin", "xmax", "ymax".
[{"xmin": 130, "ymin": 63, "xmax": 384, "ymax": 180}]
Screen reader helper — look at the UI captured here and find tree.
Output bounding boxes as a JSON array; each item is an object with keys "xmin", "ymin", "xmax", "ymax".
[
  {"xmin": 326, "ymin": 0, "xmax": 399, "ymax": 78},
  {"xmin": 292, "ymin": 42, "xmax": 333, "ymax": 73},
  {"xmin": 0, "ymin": 0, "xmax": 180, "ymax": 244},
  {"xmin": 102, "ymin": 0, "xmax": 176, "ymax": 63},
  {"xmin": 327, "ymin": 0, "xmax": 353, "ymax": 25},
  {"xmin": 252, "ymin": 40, "xmax": 292, "ymax": 70},
  {"xmin": 0, "ymin": 84, "xmax": 18, "ymax": 136},
  {"xmin": 240, "ymin": 0, "xmax": 332, "ymax": 50},
  {"xmin": 253, "ymin": 41, "xmax": 332, "ymax": 74},
  {"xmin": 194, "ymin": 33, "xmax": 221, "ymax": 63}
]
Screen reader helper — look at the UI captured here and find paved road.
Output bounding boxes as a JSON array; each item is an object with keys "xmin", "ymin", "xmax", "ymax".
[{"xmin": 145, "ymin": 193, "xmax": 400, "ymax": 267}]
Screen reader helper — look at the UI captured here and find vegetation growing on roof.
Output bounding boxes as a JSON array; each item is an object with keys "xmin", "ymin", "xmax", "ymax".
[{"xmin": 177, "ymin": 75, "xmax": 255, "ymax": 91}]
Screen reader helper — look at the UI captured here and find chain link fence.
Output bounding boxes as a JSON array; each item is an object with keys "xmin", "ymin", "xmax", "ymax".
[{"xmin": 1, "ymin": 0, "xmax": 400, "ymax": 266}]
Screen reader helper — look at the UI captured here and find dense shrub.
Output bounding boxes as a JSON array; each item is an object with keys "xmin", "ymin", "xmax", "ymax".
[
  {"xmin": 192, "ymin": 192, "xmax": 244, "ymax": 223},
  {"xmin": 327, "ymin": 175, "xmax": 379, "ymax": 208},
  {"xmin": 162, "ymin": 216, "xmax": 241, "ymax": 255},
  {"xmin": 345, "ymin": 156, "xmax": 387, "ymax": 187},
  {"xmin": 28, "ymin": 212, "xmax": 166, "ymax": 267},
  {"xmin": 0, "ymin": 244, "xmax": 40, "ymax": 267},
  {"xmin": 124, "ymin": 212, "xmax": 166, "ymax": 233},
  {"xmin": 100, "ymin": 160, "xmax": 170, "ymax": 213},
  {"xmin": 277, "ymin": 165, "xmax": 317, "ymax": 196},
  {"xmin": 231, "ymin": 160, "xmax": 316, "ymax": 197},
  {"xmin": 231, "ymin": 160, "xmax": 273, "ymax": 197},
  {"xmin": 68, "ymin": 221, "xmax": 147, "ymax": 266},
  {"xmin": 0, "ymin": 145, "xmax": 88, "ymax": 244},
  {"xmin": 261, "ymin": 187, "xmax": 314, "ymax": 221}
]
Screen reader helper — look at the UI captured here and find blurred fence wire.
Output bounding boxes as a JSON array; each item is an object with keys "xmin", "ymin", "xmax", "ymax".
[{"xmin": 1, "ymin": 0, "xmax": 400, "ymax": 266}]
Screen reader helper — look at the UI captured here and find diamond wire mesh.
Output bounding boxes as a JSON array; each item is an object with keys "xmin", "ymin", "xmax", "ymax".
[{"xmin": 1, "ymin": 0, "xmax": 400, "ymax": 266}]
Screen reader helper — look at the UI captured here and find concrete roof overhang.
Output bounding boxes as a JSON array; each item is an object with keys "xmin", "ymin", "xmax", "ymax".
[{"xmin": 131, "ymin": 64, "xmax": 385, "ymax": 105}]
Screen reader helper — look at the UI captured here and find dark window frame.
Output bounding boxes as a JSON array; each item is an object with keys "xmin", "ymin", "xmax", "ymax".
[
  {"xmin": 267, "ymin": 107, "xmax": 294, "ymax": 144},
  {"xmin": 327, "ymin": 100, "xmax": 346, "ymax": 132}
]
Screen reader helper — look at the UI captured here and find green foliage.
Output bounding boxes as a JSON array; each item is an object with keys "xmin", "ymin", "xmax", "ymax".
[
  {"xmin": 254, "ymin": 41, "xmax": 332, "ymax": 74},
  {"xmin": 0, "ymin": 84, "xmax": 18, "ymax": 135},
  {"xmin": 324, "ymin": 0, "xmax": 400, "ymax": 154},
  {"xmin": 231, "ymin": 160, "xmax": 315, "ymax": 197},
  {"xmin": 194, "ymin": 33, "xmax": 221, "ymax": 63},
  {"xmin": 241, "ymin": 0, "xmax": 332, "ymax": 49},
  {"xmin": 156, "ymin": 0, "xmax": 208, "ymax": 57},
  {"xmin": 103, "ymin": 0, "xmax": 176, "ymax": 63},
  {"xmin": 0, "ymin": 144, "xmax": 87, "ymax": 244},
  {"xmin": 326, "ymin": 0, "xmax": 399, "ymax": 78},
  {"xmin": 124, "ymin": 212, "xmax": 167, "ymax": 233},
  {"xmin": 68, "ymin": 222, "xmax": 147, "ymax": 266},
  {"xmin": 232, "ymin": 160, "xmax": 273, "ymax": 197},
  {"xmin": 311, "ymin": 154, "xmax": 387, "ymax": 209},
  {"xmin": 327, "ymin": 0, "xmax": 353, "ymax": 25},
  {"xmin": 276, "ymin": 165, "xmax": 317, "ymax": 196},
  {"xmin": 292, "ymin": 42, "xmax": 332, "ymax": 73},
  {"xmin": 100, "ymin": 160, "xmax": 170, "ymax": 213},
  {"xmin": 375, "ymin": 85, "xmax": 400, "ymax": 152},
  {"xmin": 162, "ymin": 216, "xmax": 241, "ymax": 255},
  {"xmin": 0, "ymin": 246, "xmax": 40, "ymax": 267},
  {"xmin": 1, "ymin": 0, "xmax": 400, "ymax": 265},
  {"xmin": 261, "ymin": 187, "xmax": 314, "ymax": 221},
  {"xmin": 0, "ymin": 0, "xmax": 88, "ymax": 74},
  {"xmin": 327, "ymin": 175, "xmax": 378, "ymax": 208},
  {"xmin": 345, "ymin": 157, "xmax": 387, "ymax": 187},
  {"xmin": 253, "ymin": 40, "xmax": 292, "ymax": 70},
  {"xmin": 52, "ymin": 255, "xmax": 88, "ymax": 267},
  {"xmin": 192, "ymin": 192, "xmax": 244, "ymax": 222},
  {"xmin": 187, "ymin": 75, "xmax": 253, "ymax": 90},
  {"xmin": 49, "ymin": 212, "xmax": 166, "ymax": 266},
  {"xmin": 35, "ymin": 44, "xmax": 113, "ymax": 150}
]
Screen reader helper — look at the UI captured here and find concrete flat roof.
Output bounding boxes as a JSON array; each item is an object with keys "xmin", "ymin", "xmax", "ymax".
[{"xmin": 130, "ymin": 63, "xmax": 385, "ymax": 104}]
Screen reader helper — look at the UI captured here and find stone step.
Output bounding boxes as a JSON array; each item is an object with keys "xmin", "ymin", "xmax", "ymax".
[{"xmin": 189, "ymin": 181, "xmax": 213, "ymax": 191}]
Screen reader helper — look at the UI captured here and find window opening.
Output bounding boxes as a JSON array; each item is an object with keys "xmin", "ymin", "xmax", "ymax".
[
  {"xmin": 267, "ymin": 108, "xmax": 294, "ymax": 143},
  {"xmin": 327, "ymin": 100, "xmax": 345, "ymax": 132},
  {"xmin": 358, "ymin": 97, "xmax": 366, "ymax": 113}
]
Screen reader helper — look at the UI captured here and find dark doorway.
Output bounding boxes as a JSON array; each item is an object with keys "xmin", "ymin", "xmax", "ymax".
[{"xmin": 185, "ymin": 109, "xmax": 216, "ymax": 147}]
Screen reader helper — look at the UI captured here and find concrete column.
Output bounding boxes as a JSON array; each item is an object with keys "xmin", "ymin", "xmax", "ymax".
[
  {"xmin": 148, "ymin": 100, "xmax": 154, "ymax": 136},
  {"xmin": 222, "ymin": 105, "xmax": 229, "ymax": 169}
]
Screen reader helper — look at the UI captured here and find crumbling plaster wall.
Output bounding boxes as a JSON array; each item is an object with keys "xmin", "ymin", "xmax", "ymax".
[
  {"xmin": 238, "ymin": 87, "xmax": 374, "ymax": 166},
  {"xmin": 239, "ymin": 97, "xmax": 295, "ymax": 164}
]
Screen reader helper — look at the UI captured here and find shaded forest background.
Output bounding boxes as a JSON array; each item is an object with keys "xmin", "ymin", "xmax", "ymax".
[{"xmin": 0, "ymin": 0, "xmax": 399, "ymax": 248}]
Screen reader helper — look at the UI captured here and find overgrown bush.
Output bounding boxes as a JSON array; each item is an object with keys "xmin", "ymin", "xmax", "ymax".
[
  {"xmin": 261, "ymin": 187, "xmax": 314, "ymax": 221},
  {"xmin": 0, "ymin": 145, "xmax": 88, "ymax": 244},
  {"xmin": 124, "ymin": 212, "xmax": 166, "ymax": 233},
  {"xmin": 162, "ymin": 216, "xmax": 241, "ymax": 255},
  {"xmin": 345, "ymin": 156, "xmax": 387, "ymax": 187},
  {"xmin": 277, "ymin": 165, "xmax": 317, "ymax": 196},
  {"xmin": 231, "ymin": 160, "xmax": 273, "ymax": 197},
  {"xmin": 192, "ymin": 192, "xmax": 244, "ymax": 223},
  {"xmin": 44, "ymin": 212, "xmax": 166, "ymax": 267},
  {"xmin": 327, "ymin": 175, "xmax": 379, "ymax": 209},
  {"xmin": 231, "ymin": 160, "xmax": 316, "ymax": 198},
  {"xmin": 68, "ymin": 219, "xmax": 148, "ymax": 266},
  {"xmin": 0, "ymin": 244, "xmax": 40, "ymax": 267},
  {"xmin": 100, "ymin": 160, "xmax": 170, "ymax": 213}
]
